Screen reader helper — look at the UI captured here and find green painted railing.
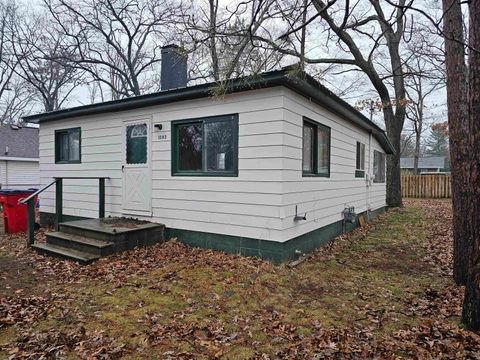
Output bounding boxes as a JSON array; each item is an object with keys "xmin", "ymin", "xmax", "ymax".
[{"xmin": 19, "ymin": 177, "xmax": 109, "ymax": 247}]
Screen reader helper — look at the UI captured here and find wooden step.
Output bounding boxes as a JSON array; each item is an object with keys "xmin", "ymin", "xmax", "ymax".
[
  {"xmin": 31, "ymin": 243, "xmax": 100, "ymax": 264},
  {"xmin": 46, "ymin": 232, "xmax": 115, "ymax": 256},
  {"xmin": 59, "ymin": 218, "xmax": 165, "ymax": 244}
]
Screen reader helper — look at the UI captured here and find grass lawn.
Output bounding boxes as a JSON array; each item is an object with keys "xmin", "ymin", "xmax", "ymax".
[{"xmin": 0, "ymin": 200, "xmax": 479, "ymax": 358}]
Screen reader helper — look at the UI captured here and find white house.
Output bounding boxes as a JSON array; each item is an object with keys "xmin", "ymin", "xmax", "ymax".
[
  {"xmin": 0, "ymin": 124, "xmax": 40, "ymax": 190},
  {"xmin": 23, "ymin": 48, "xmax": 393, "ymax": 262}
]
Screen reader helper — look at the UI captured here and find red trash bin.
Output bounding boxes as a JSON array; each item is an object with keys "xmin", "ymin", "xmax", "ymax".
[{"xmin": 0, "ymin": 189, "xmax": 38, "ymax": 234}]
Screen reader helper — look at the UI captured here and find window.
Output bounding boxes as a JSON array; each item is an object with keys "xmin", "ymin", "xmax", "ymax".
[
  {"xmin": 302, "ymin": 118, "xmax": 331, "ymax": 177},
  {"xmin": 355, "ymin": 141, "xmax": 365, "ymax": 177},
  {"xmin": 172, "ymin": 114, "xmax": 238, "ymax": 176},
  {"xmin": 55, "ymin": 127, "xmax": 81, "ymax": 163},
  {"xmin": 373, "ymin": 150, "xmax": 386, "ymax": 183},
  {"xmin": 126, "ymin": 123, "xmax": 147, "ymax": 164}
]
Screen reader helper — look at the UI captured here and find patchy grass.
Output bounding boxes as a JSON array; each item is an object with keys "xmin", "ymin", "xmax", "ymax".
[{"xmin": 0, "ymin": 200, "xmax": 477, "ymax": 358}]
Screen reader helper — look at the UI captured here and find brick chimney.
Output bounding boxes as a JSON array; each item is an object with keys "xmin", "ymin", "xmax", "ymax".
[{"xmin": 161, "ymin": 45, "xmax": 188, "ymax": 91}]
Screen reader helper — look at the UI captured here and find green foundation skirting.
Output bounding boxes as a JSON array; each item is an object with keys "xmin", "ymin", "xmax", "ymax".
[
  {"xmin": 40, "ymin": 207, "xmax": 385, "ymax": 263},
  {"xmin": 166, "ymin": 207, "xmax": 386, "ymax": 264}
]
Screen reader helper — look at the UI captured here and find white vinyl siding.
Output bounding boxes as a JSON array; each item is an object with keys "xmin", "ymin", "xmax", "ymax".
[
  {"xmin": 39, "ymin": 88, "xmax": 285, "ymax": 241},
  {"xmin": 279, "ymin": 89, "xmax": 386, "ymax": 241},
  {"xmin": 38, "ymin": 86, "xmax": 387, "ymax": 243}
]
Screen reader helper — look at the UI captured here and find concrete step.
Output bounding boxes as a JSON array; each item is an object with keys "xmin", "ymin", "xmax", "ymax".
[
  {"xmin": 46, "ymin": 231, "xmax": 114, "ymax": 256},
  {"xmin": 31, "ymin": 243, "xmax": 100, "ymax": 264}
]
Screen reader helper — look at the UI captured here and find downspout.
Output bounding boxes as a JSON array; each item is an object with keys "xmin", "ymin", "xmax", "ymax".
[
  {"xmin": 366, "ymin": 132, "xmax": 372, "ymax": 222},
  {"xmin": 5, "ymin": 160, "xmax": 8, "ymax": 188}
]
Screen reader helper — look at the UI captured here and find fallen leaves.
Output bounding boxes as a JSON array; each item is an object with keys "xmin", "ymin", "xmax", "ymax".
[
  {"xmin": 0, "ymin": 199, "xmax": 479, "ymax": 359},
  {"xmin": 0, "ymin": 294, "xmax": 61, "ymax": 329},
  {"xmin": 5, "ymin": 326, "xmax": 126, "ymax": 360}
]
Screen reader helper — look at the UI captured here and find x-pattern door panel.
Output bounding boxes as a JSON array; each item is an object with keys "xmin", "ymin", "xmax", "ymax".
[{"xmin": 122, "ymin": 120, "xmax": 152, "ymax": 214}]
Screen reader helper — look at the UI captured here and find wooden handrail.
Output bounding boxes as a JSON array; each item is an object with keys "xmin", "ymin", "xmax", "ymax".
[{"xmin": 21, "ymin": 176, "xmax": 110, "ymax": 247}]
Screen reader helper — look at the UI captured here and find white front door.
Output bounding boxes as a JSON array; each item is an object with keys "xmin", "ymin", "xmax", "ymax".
[{"xmin": 122, "ymin": 119, "xmax": 152, "ymax": 215}]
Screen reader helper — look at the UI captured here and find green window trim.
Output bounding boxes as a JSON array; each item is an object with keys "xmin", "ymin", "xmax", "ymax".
[
  {"xmin": 355, "ymin": 170, "xmax": 365, "ymax": 178},
  {"xmin": 55, "ymin": 127, "xmax": 81, "ymax": 164},
  {"xmin": 302, "ymin": 117, "xmax": 331, "ymax": 178},
  {"xmin": 171, "ymin": 114, "xmax": 239, "ymax": 177}
]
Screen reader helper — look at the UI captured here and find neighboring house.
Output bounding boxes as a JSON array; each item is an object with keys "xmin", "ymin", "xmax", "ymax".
[
  {"xmin": 400, "ymin": 156, "xmax": 446, "ymax": 173},
  {"xmin": 0, "ymin": 124, "xmax": 40, "ymax": 189},
  {"xmin": 23, "ymin": 46, "xmax": 394, "ymax": 263}
]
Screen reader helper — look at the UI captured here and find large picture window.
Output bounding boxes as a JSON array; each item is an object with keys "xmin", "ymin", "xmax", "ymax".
[
  {"xmin": 302, "ymin": 118, "xmax": 330, "ymax": 177},
  {"xmin": 55, "ymin": 127, "xmax": 81, "ymax": 164},
  {"xmin": 355, "ymin": 141, "xmax": 366, "ymax": 178},
  {"xmin": 373, "ymin": 150, "xmax": 386, "ymax": 183},
  {"xmin": 172, "ymin": 114, "xmax": 238, "ymax": 176}
]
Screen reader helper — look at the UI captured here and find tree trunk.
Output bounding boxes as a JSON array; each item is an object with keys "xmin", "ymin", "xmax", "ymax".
[
  {"xmin": 414, "ymin": 89, "xmax": 424, "ymax": 175},
  {"xmin": 414, "ymin": 131, "xmax": 420, "ymax": 174},
  {"xmin": 442, "ymin": 0, "xmax": 470, "ymax": 285},
  {"xmin": 462, "ymin": 0, "xmax": 480, "ymax": 330},
  {"xmin": 385, "ymin": 108, "xmax": 403, "ymax": 207},
  {"xmin": 209, "ymin": 0, "xmax": 219, "ymax": 81}
]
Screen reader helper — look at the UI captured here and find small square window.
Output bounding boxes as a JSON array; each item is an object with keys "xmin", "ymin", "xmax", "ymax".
[
  {"xmin": 55, "ymin": 127, "xmax": 81, "ymax": 163},
  {"xmin": 302, "ymin": 118, "xmax": 331, "ymax": 177}
]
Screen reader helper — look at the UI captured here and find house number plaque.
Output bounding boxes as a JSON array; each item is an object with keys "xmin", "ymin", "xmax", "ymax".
[{"xmin": 157, "ymin": 132, "xmax": 168, "ymax": 141}]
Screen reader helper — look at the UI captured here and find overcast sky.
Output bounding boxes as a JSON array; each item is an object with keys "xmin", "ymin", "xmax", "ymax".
[{"xmin": 27, "ymin": 0, "xmax": 448, "ymax": 139}]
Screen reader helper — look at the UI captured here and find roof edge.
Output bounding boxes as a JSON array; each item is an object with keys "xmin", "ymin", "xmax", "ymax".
[{"xmin": 23, "ymin": 68, "xmax": 394, "ymax": 154}]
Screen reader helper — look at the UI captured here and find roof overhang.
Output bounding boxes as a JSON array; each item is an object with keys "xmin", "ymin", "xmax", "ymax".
[{"xmin": 23, "ymin": 68, "xmax": 395, "ymax": 154}]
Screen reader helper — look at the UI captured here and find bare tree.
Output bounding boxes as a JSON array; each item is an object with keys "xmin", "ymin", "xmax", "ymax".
[
  {"xmin": 0, "ymin": 1, "xmax": 36, "ymax": 124},
  {"xmin": 179, "ymin": 0, "xmax": 284, "ymax": 82},
  {"xmin": 43, "ymin": 0, "xmax": 178, "ymax": 98},
  {"xmin": 0, "ymin": 74, "xmax": 35, "ymax": 124},
  {"xmin": 404, "ymin": 57, "xmax": 445, "ymax": 174},
  {"xmin": 399, "ymin": 132, "xmax": 416, "ymax": 157},
  {"xmin": 253, "ymin": 0, "xmax": 419, "ymax": 207},
  {"xmin": 0, "ymin": 1, "xmax": 18, "ymax": 102},
  {"xmin": 11, "ymin": 11, "xmax": 84, "ymax": 112}
]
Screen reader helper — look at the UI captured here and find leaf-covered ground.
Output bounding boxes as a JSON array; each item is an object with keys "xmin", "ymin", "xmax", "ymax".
[{"xmin": 1, "ymin": 200, "xmax": 479, "ymax": 359}]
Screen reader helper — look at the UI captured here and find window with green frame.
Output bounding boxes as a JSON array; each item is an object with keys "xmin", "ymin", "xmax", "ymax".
[
  {"xmin": 355, "ymin": 141, "xmax": 366, "ymax": 178},
  {"xmin": 55, "ymin": 127, "xmax": 81, "ymax": 164},
  {"xmin": 302, "ymin": 118, "xmax": 331, "ymax": 177},
  {"xmin": 171, "ymin": 114, "xmax": 238, "ymax": 176}
]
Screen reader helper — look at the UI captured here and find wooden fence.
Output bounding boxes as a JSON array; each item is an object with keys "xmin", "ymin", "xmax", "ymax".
[{"xmin": 401, "ymin": 174, "xmax": 452, "ymax": 198}]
